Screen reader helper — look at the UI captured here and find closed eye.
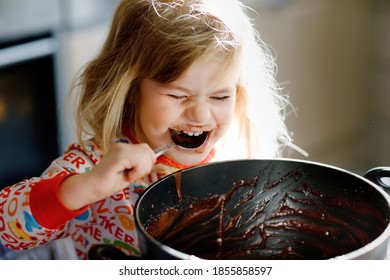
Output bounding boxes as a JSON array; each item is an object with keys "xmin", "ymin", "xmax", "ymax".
[
  {"xmin": 211, "ymin": 96, "xmax": 231, "ymax": 101},
  {"xmin": 168, "ymin": 94, "xmax": 188, "ymax": 100}
]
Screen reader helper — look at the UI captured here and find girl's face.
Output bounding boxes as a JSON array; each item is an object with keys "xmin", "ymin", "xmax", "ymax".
[{"xmin": 137, "ymin": 55, "xmax": 239, "ymax": 165}]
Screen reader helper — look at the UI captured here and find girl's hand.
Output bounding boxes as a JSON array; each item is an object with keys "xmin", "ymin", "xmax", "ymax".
[
  {"xmin": 89, "ymin": 142, "xmax": 156, "ymax": 195},
  {"xmin": 58, "ymin": 143, "xmax": 156, "ymax": 210}
]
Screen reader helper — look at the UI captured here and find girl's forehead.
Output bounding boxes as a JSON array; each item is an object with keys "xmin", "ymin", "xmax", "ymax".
[
  {"xmin": 149, "ymin": 46, "xmax": 241, "ymax": 84},
  {"xmin": 204, "ymin": 52, "xmax": 240, "ymax": 75},
  {"xmin": 169, "ymin": 54, "xmax": 240, "ymax": 87}
]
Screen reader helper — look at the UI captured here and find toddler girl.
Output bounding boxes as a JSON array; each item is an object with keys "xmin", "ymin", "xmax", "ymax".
[{"xmin": 0, "ymin": 0, "xmax": 291, "ymax": 259}]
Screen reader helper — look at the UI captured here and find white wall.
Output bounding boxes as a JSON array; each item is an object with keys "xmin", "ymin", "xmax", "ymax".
[
  {"xmin": 244, "ymin": 0, "xmax": 376, "ymax": 173},
  {"xmin": 364, "ymin": 0, "xmax": 390, "ymax": 170},
  {"xmin": 56, "ymin": 25, "xmax": 109, "ymax": 151}
]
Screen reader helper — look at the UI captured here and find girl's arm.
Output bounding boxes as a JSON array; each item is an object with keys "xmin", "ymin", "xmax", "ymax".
[
  {"xmin": 0, "ymin": 141, "xmax": 156, "ymax": 250},
  {"xmin": 0, "ymin": 158, "xmax": 90, "ymax": 250}
]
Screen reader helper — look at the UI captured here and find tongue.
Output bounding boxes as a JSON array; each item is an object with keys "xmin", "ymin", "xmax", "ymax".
[{"xmin": 171, "ymin": 131, "xmax": 208, "ymax": 149}]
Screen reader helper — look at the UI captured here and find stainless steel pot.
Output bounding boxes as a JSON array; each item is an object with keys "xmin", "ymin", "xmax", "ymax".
[{"xmin": 135, "ymin": 159, "xmax": 390, "ymax": 260}]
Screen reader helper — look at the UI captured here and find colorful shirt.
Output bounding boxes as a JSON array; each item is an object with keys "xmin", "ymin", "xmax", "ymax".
[{"xmin": 0, "ymin": 137, "xmax": 214, "ymax": 259}]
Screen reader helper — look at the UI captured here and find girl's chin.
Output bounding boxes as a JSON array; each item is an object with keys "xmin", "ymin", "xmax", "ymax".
[{"xmin": 166, "ymin": 146, "xmax": 211, "ymax": 165}]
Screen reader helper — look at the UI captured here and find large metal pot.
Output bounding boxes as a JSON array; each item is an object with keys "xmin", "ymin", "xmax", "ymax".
[{"xmin": 134, "ymin": 159, "xmax": 390, "ymax": 260}]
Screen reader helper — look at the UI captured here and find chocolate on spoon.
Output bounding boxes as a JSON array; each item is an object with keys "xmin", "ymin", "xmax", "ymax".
[{"xmin": 170, "ymin": 129, "xmax": 208, "ymax": 149}]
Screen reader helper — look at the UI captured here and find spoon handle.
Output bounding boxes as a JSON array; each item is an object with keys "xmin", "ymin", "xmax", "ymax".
[
  {"xmin": 153, "ymin": 143, "xmax": 175, "ymax": 157},
  {"xmin": 115, "ymin": 139, "xmax": 174, "ymax": 157}
]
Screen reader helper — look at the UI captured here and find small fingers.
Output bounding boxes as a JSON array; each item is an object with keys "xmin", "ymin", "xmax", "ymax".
[{"xmin": 121, "ymin": 143, "xmax": 156, "ymax": 182}]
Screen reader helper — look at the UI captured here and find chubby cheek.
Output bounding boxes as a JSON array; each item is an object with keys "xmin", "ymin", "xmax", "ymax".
[
  {"xmin": 213, "ymin": 101, "xmax": 236, "ymax": 139},
  {"xmin": 138, "ymin": 98, "xmax": 178, "ymax": 140}
]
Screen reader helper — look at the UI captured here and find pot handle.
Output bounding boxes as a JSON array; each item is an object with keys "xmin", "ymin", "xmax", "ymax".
[
  {"xmin": 88, "ymin": 245, "xmax": 140, "ymax": 260},
  {"xmin": 364, "ymin": 167, "xmax": 390, "ymax": 195}
]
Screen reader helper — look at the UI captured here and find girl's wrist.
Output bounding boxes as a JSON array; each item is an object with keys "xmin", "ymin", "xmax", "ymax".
[{"xmin": 58, "ymin": 172, "xmax": 96, "ymax": 210}]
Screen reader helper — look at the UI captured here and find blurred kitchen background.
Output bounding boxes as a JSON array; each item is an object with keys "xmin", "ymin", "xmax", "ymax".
[
  {"xmin": 251, "ymin": 0, "xmax": 390, "ymax": 176},
  {"xmin": 0, "ymin": 0, "xmax": 389, "ymax": 188}
]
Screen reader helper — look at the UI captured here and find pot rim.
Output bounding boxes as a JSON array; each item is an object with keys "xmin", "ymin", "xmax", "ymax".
[{"xmin": 135, "ymin": 158, "xmax": 390, "ymax": 260}]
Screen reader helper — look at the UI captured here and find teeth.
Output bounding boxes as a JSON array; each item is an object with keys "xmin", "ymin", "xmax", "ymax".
[{"xmin": 175, "ymin": 130, "xmax": 204, "ymax": 137}]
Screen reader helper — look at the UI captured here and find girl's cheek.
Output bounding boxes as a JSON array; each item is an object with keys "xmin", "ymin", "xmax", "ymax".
[
  {"xmin": 154, "ymin": 103, "xmax": 183, "ymax": 127},
  {"xmin": 215, "ymin": 102, "xmax": 236, "ymax": 124}
]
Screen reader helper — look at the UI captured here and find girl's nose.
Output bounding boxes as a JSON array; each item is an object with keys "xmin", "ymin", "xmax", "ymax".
[{"xmin": 184, "ymin": 101, "xmax": 211, "ymax": 124}]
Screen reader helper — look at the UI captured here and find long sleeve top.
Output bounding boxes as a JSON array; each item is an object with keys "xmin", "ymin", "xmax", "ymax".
[{"xmin": 0, "ymin": 136, "xmax": 214, "ymax": 259}]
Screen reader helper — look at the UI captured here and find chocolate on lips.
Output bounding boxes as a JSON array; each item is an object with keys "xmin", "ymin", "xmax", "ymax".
[{"xmin": 146, "ymin": 169, "xmax": 388, "ymax": 260}]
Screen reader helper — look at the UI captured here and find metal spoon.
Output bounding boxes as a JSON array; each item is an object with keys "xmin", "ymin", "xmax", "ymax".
[
  {"xmin": 115, "ymin": 139, "xmax": 175, "ymax": 157},
  {"xmin": 153, "ymin": 143, "xmax": 175, "ymax": 157}
]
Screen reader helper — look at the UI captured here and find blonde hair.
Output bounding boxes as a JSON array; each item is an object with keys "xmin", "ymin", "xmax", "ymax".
[{"xmin": 74, "ymin": 0, "xmax": 291, "ymax": 158}]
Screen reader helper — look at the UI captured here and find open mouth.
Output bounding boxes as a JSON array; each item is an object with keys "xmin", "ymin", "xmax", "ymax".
[{"xmin": 170, "ymin": 129, "xmax": 209, "ymax": 149}]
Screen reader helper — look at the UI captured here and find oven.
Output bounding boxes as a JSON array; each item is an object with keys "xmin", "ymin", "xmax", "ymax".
[
  {"xmin": 0, "ymin": 0, "xmax": 119, "ymax": 260},
  {"xmin": 0, "ymin": 0, "xmax": 62, "ymax": 188},
  {"xmin": 0, "ymin": 0, "xmax": 120, "ymax": 189},
  {"xmin": 0, "ymin": 32, "xmax": 60, "ymax": 187}
]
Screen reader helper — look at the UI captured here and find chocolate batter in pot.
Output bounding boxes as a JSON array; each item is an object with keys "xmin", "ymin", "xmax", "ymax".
[{"xmin": 145, "ymin": 169, "xmax": 388, "ymax": 259}]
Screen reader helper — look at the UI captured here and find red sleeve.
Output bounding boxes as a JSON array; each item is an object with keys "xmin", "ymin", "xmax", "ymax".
[{"xmin": 30, "ymin": 174, "xmax": 89, "ymax": 229}]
